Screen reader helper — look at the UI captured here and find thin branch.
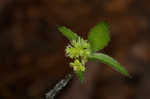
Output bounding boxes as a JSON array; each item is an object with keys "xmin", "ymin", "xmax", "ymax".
[{"xmin": 45, "ymin": 73, "xmax": 74, "ymax": 99}]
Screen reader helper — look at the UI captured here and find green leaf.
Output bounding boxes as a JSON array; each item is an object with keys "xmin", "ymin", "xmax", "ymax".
[
  {"xmin": 88, "ymin": 21, "xmax": 110, "ymax": 52},
  {"xmin": 89, "ymin": 53, "xmax": 130, "ymax": 77},
  {"xmin": 58, "ymin": 26, "xmax": 78, "ymax": 41},
  {"xmin": 75, "ymin": 71, "xmax": 84, "ymax": 82}
]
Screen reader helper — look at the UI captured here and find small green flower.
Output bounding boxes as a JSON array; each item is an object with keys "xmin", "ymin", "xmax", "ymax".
[
  {"xmin": 70, "ymin": 59, "xmax": 85, "ymax": 72},
  {"xmin": 65, "ymin": 37, "xmax": 91, "ymax": 59}
]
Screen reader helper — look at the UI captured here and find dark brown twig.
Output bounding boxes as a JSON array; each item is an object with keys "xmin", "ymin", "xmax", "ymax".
[{"xmin": 45, "ymin": 73, "xmax": 74, "ymax": 99}]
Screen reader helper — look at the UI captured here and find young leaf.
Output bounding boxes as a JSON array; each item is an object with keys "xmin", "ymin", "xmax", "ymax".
[
  {"xmin": 88, "ymin": 21, "xmax": 110, "ymax": 52},
  {"xmin": 58, "ymin": 26, "xmax": 78, "ymax": 41},
  {"xmin": 88, "ymin": 53, "xmax": 129, "ymax": 77}
]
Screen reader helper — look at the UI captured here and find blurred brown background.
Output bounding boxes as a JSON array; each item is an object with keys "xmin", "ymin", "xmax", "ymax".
[{"xmin": 0, "ymin": 0, "xmax": 150, "ymax": 99}]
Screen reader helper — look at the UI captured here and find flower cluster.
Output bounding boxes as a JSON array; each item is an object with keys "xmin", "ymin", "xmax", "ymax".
[
  {"xmin": 65, "ymin": 37, "xmax": 91, "ymax": 72},
  {"xmin": 70, "ymin": 59, "xmax": 85, "ymax": 72}
]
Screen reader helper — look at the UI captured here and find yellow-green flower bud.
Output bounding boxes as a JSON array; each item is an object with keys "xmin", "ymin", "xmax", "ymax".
[
  {"xmin": 70, "ymin": 59, "xmax": 86, "ymax": 72},
  {"xmin": 65, "ymin": 37, "xmax": 91, "ymax": 59}
]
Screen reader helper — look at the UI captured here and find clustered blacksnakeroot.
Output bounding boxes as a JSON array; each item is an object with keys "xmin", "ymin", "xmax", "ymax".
[
  {"xmin": 45, "ymin": 21, "xmax": 130, "ymax": 99},
  {"xmin": 65, "ymin": 37, "xmax": 91, "ymax": 74},
  {"xmin": 58, "ymin": 21, "xmax": 130, "ymax": 82}
]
